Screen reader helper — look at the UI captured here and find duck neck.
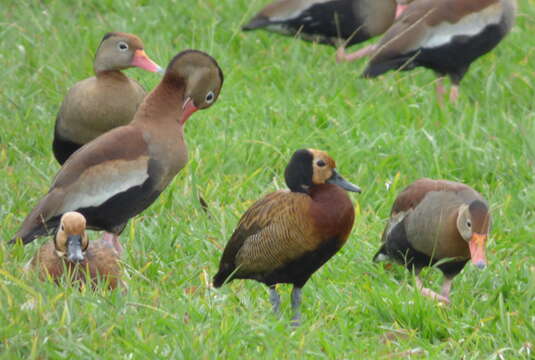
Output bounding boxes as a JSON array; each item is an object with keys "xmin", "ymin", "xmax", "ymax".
[
  {"xmin": 309, "ymin": 184, "xmax": 354, "ymax": 237},
  {"xmin": 94, "ymin": 69, "xmax": 128, "ymax": 81},
  {"xmin": 131, "ymin": 80, "xmax": 186, "ymax": 127}
]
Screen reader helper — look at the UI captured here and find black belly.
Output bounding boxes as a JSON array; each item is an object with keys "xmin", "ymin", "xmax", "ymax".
[
  {"xmin": 413, "ymin": 23, "xmax": 507, "ymax": 83},
  {"xmin": 247, "ymin": 236, "xmax": 344, "ymax": 288},
  {"xmin": 278, "ymin": 0, "xmax": 371, "ymax": 46},
  {"xmin": 364, "ymin": 21, "xmax": 508, "ymax": 83},
  {"xmin": 53, "ymin": 130, "xmax": 83, "ymax": 165},
  {"xmin": 385, "ymin": 220, "xmax": 468, "ymax": 277}
]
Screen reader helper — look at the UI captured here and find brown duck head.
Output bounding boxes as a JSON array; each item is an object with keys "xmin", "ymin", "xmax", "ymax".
[
  {"xmin": 54, "ymin": 212, "xmax": 89, "ymax": 264},
  {"xmin": 94, "ymin": 32, "xmax": 161, "ymax": 74},
  {"xmin": 161, "ymin": 50, "xmax": 224, "ymax": 125},
  {"xmin": 284, "ymin": 149, "xmax": 361, "ymax": 194},
  {"xmin": 456, "ymin": 200, "xmax": 491, "ymax": 269}
]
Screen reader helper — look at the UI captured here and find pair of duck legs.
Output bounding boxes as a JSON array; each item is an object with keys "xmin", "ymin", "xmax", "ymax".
[
  {"xmin": 336, "ymin": 44, "xmax": 460, "ymax": 103},
  {"xmin": 264, "ymin": 273, "xmax": 452, "ymax": 327}
]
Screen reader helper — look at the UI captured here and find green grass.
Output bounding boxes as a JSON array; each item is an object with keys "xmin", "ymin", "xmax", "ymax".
[{"xmin": 1, "ymin": 0, "xmax": 534, "ymax": 358}]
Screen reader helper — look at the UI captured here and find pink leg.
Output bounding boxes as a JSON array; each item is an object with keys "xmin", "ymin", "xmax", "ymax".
[
  {"xmin": 416, "ymin": 276, "xmax": 450, "ymax": 304},
  {"xmin": 102, "ymin": 232, "xmax": 123, "ymax": 257},
  {"xmin": 449, "ymin": 85, "xmax": 460, "ymax": 103},
  {"xmin": 435, "ymin": 77, "xmax": 446, "ymax": 104},
  {"xmin": 336, "ymin": 44, "xmax": 377, "ymax": 63},
  {"xmin": 440, "ymin": 277, "xmax": 453, "ymax": 300}
]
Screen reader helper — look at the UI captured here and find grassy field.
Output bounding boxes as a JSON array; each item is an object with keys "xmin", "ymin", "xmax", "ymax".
[{"xmin": 1, "ymin": 0, "xmax": 534, "ymax": 358}]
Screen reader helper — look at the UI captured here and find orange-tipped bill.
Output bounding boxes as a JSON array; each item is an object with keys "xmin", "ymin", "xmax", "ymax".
[
  {"xmin": 469, "ymin": 233, "xmax": 487, "ymax": 269},
  {"xmin": 131, "ymin": 49, "xmax": 162, "ymax": 73},
  {"xmin": 395, "ymin": 4, "xmax": 408, "ymax": 18},
  {"xmin": 180, "ymin": 97, "xmax": 198, "ymax": 125}
]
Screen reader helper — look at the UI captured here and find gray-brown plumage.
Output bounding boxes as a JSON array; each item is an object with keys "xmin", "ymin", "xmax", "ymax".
[
  {"xmin": 53, "ymin": 32, "xmax": 161, "ymax": 164},
  {"xmin": 30, "ymin": 212, "xmax": 122, "ymax": 290},
  {"xmin": 213, "ymin": 149, "xmax": 361, "ymax": 325},
  {"xmin": 373, "ymin": 178, "xmax": 491, "ymax": 304},
  {"xmin": 243, "ymin": 0, "xmax": 396, "ymax": 47},
  {"xmin": 362, "ymin": 0, "xmax": 517, "ymax": 101},
  {"xmin": 11, "ymin": 50, "xmax": 224, "ymax": 255}
]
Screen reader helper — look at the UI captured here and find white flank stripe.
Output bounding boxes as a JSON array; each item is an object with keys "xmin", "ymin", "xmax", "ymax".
[
  {"xmin": 374, "ymin": 253, "xmax": 390, "ymax": 262},
  {"xmin": 422, "ymin": 4, "xmax": 503, "ymax": 49},
  {"xmin": 59, "ymin": 158, "xmax": 149, "ymax": 213},
  {"xmin": 270, "ymin": 0, "xmax": 333, "ymax": 22}
]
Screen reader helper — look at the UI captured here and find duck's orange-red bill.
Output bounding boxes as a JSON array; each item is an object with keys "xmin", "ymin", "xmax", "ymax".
[
  {"xmin": 180, "ymin": 97, "xmax": 198, "ymax": 125},
  {"xmin": 131, "ymin": 49, "xmax": 162, "ymax": 73},
  {"xmin": 469, "ymin": 233, "xmax": 487, "ymax": 269},
  {"xmin": 395, "ymin": 4, "xmax": 408, "ymax": 18}
]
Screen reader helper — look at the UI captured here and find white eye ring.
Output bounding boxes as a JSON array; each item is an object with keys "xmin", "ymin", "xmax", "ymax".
[
  {"xmin": 205, "ymin": 91, "xmax": 215, "ymax": 104},
  {"xmin": 117, "ymin": 41, "xmax": 129, "ymax": 51},
  {"xmin": 467, "ymin": 221, "xmax": 472, "ymax": 228}
]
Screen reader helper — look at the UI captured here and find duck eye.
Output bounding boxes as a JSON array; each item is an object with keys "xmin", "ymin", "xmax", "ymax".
[
  {"xmin": 117, "ymin": 41, "xmax": 129, "ymax": 51},
  {"xmin": 205, "ymin": 91, "xmax": 215, "ymax": 104},
  {"xmin": 60, "ymin": 225, "xmax": 65, "ymax": 231},
  {"xmin": 316, "ymin": 160, "xmax": 326, "ymax": 167},
  {"xmin": 467, "ymin": 221, "xmax": 472, "ymax": 228}
]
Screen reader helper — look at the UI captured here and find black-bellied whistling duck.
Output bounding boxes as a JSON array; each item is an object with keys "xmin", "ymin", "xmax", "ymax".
[
  {"xmin": 373, "ymin": 178, "xmax": 491, "ymax": 304},
  {"xmin": 243, "ymin": 0, "xmax": 397, "ymax": 56},
  {"xmin": 30, "ymin": 212, "xmax": 122, "ymax": 290},
  {"xmin": 362, "ymin": 0, "xmax": 517, "ymax": 102},
  {"xmin": 53, "ymin": 32, "xmax": 162, "ymax": 164},
  {"xmin": 213, "ymin": 149, "xmax": 361, "ymax": 325},
  {"xmin": 11, "ymin": 50, "xmax": 224, "ymax": 255}
]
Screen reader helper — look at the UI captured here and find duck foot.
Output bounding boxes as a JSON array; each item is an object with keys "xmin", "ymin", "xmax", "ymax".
[
  {"xmin": 416, "ymin": 276, "xmax": 450, "ymax": 304},
  {"xmin": 336, "ymin": 44, "xmax": 377, "ymax": 63}
]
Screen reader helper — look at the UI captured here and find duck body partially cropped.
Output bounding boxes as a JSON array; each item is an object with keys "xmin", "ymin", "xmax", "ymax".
[
  {"xmin": 243, "ymin": 0, "xmax": 397, "ymax": 47},
  {"xmin": 374, "ymin": 178, "xmax": 491, "ymax": 304},
  {"xmin": 11, "ymin": 50, "xmax": 224, "ymax": 254},
  {"xmin": 214, "ymin": 149, "xmax": 361, "ymax": 324},
  {"xmin": 363, "ymin": 0, "xmax": 516, "ymax": 101},
  {"xmin": 53, "ymin": 32, "xmax": 161, "ymax": 165},
  {"xmin": 31, "ymin": 212, "xmax": 122, "ymax": 290}
]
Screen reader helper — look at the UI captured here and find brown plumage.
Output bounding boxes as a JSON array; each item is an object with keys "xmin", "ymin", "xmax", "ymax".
[
  {"xmin": 374, "ymin": 178, "xmax": 491, "ymax": 304},
  {"xmin": 362, "ymin": 0, "xmax": 517, "ymax": 101},
  {"xmin": 243, "ymin": 0, "xmax": 397, "ymax": 50},
  {"xmin": 53, "ymin": 32, "xmax": 162, "ymax": 164},
  {"xmin": 11, "ymin": 50, "xmax": 224, "ymax": 255},
  {"xmin": 213, "ymin": 149, "xmax": 361, "ymax": 325},
  {"xmin": 30, "ymin": 212, "xmax": 122, "ymax": 290}
]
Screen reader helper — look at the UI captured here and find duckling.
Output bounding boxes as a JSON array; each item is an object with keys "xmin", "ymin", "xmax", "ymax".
[
  {"xmin": 213, "ymin": 149, "xmax": 361, "ymax": 325},
  {"xmin": 30, "ymin": 212, "xmax": 122, "ymax": 290},
  {"xmin": 374, "ymin": 178, "xmax": 491, "ymax": 304}
]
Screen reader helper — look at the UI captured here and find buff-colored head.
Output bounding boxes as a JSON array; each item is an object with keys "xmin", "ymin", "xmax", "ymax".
[{"xmin": 54, "ymin": 212, "xmax": 89, "ymax": 263}]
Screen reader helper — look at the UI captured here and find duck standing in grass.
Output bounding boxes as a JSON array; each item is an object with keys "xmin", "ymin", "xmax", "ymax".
[
  {"xmin": 243, "ymin": 0, "xmax": 397, "ymax": 51},
  {"xmin": 11, "ymin": 50, "xmax": 224, "ymax": 255},
  {"xmin": 213, "ymin": 149, "xmax": 361, "ymax": 325},
  {"xmin": 362, "ymin": 0, "xmax": 517, "ymax": 102},
  {"xmin": 374, "ymin": 178, "xmax": 491, "ymax": 304},
  {"xmin": 53, "ymin": 32, "xmax": 162, "ymax": 164},
  {"xmin": 30, "ymin": 212, "xmax": 122, "ymax": 290}
]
